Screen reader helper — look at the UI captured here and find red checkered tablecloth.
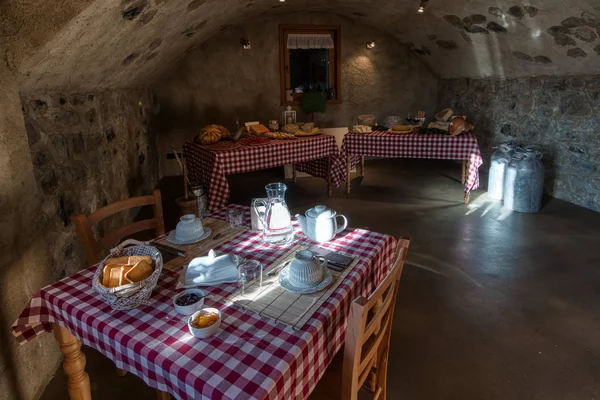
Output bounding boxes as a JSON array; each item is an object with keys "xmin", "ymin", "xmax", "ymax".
[
  {"xmin": 331, "ymin": 132, "xmax": 484, "ymax": 193},
  {"xmin": 12, "ymin": 205, "xmax": 397, "ymax": 400},
  {"xmin": 184, "ymin": 136, "xmax": 339, "ymax": 211}
]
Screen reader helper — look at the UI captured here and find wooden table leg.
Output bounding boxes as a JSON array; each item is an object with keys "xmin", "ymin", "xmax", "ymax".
[
  {"xmin": 360, "ymin": 156, "xmax": 365, "ymax": 177},
  {"xmin": 461, "ymin": 160, "xmax": 467, "ymax": 185},
  {"xmin": 346, "ymin": 155, "xmax": 351, "ymax": 195},
  {"xmin": 53, "ymin": 324, "xmax": 91, "ymax": 400},
  {"xmin": 156, "ymin": 390, "xmax": 172, "ymax": 399},
  {"xmin": 464, "ymin": 192, "xmax": 470, "ymax": 204},
  {"xmin": 116, "ymin": 368, "xmax": 127, "ymax": 377},
  {"xmin": 292, "ymin": 163, "xmax": 297, "ymax": 183}
]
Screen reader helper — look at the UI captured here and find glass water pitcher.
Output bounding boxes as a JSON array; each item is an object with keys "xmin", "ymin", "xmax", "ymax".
[{"xmin": 252, "ymin": 183, "xmax": 294, "ymax": 245}]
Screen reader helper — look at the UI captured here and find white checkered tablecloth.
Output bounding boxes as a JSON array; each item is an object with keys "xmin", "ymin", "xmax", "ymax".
[
  {"xmin": 12, "ymin": 205, "xmax": 397, "ymax": 400},
  {"xmin": 331, "ymin": 132, "xmax": 484, "ymax": 193},
  {"xmin": 184, "ymin": 137, "xmax": 340, "ymax": 211}
]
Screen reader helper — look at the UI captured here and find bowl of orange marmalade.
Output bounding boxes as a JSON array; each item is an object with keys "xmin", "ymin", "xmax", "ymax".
[{"xmin": 188, "ymin": 308, "xmax": 221, "ymax": 338}]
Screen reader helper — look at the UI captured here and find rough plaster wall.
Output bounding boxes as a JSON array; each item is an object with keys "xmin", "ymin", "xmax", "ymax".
[
  {"xmin": 0, "ymin": 50, "xmax": 61, "ymax": 400},
  {"xmin": 438, "ymin": 76, "xmax": 600, "ymax": 212},
  {"xmin": 154, "ymin": 12, "xmax": 438, "ymax": 176},
  {"xmin": 2, "ymin": 0, "xmax": 600, "ymax": 90},
  {"xmin": 0, "ymin": 88, "xmax": 159, "ymax": 400}
]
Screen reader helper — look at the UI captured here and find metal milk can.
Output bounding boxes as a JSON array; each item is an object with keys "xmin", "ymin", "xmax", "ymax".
[
  {"xmin": 488, "ymin": 141, "xmax": 518, "ymax": 200},
  {"xmin": 503, "ymin": 148, "xmax": 545, "ymax": 213}
]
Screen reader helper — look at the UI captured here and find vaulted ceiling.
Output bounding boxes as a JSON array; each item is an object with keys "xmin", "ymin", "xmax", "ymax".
[{"xmin": 1, "ymin": 0, "xmax": 600, "ymax": 91}]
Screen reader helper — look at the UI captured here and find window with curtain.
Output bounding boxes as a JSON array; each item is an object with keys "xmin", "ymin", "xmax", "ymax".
[{"xmin": 279, "ymin": 25, "xmax": 342, "ymax": 105}]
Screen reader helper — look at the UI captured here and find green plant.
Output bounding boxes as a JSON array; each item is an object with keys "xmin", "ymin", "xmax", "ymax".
[{"xmin": 300, "ymin": 92, "xmax": 326, "ymax": 115}]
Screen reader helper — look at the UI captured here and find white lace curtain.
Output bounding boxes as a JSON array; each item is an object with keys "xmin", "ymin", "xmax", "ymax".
[{"xmin": 286, "ymin": 34, "xmax": 334, "ymax": 49}]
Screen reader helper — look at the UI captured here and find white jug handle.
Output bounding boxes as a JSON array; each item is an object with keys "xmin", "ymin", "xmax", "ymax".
[{"xmin": 335, "ymin": 215, "xmax": 348, "ymax": 233}]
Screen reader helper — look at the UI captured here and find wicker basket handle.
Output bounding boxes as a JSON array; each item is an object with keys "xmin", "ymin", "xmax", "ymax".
[{"xmin": 110, "ymin": 239, "xmax": 151, "ymax": 254}]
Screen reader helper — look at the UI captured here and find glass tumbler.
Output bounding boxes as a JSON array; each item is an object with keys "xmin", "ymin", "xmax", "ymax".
[
  {"xmin": 227, "ymin": 209, "xmax": 245, "ymax": 229},
  {"xmin": 238, "ymin": 260, "xmax": 263, "ymax": 292}
]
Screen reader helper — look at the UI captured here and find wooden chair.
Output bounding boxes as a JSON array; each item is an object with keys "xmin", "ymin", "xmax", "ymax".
[
  {"xmin": 310, "ymin": 237, "xmax": 410, "ymax": 400},
  {"xmin": 71, "ymin": 189, "xmax": 168, "ymax": 396},
  {"xmin": 72, "ymin": 189, "xmax": 165, "ymax": 265}
]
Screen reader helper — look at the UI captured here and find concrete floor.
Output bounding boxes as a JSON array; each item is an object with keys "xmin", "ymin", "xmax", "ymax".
[{"xmin": 42, "ymin": 158, "xmax": 600, "ymax": 399}]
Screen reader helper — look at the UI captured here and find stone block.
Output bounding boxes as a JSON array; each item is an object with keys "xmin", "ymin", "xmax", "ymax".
[{"xmin": 558, "ymin": 93, "xmax": 592, "ymax": 116}]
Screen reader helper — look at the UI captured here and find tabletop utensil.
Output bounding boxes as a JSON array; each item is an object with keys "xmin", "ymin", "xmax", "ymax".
[
  {"xmin": 296, "ymin": 205, "xmax": 348, "ymax": 243},
  {"xmin": 252, "ymin": 183, "xmax": 294, "ymax": 245},
  {"xmin": 152, "ymin": 242, "xmax": 185, "ymax": 257},
  {"xmin": 266, "ymin": 259, "xmax": 291, "ymax": 277}
]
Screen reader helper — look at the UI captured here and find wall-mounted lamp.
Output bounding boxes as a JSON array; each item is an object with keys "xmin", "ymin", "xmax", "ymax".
[
  {"xmin": 366, "ymin": 41, "xmax": 376, "ymax": 49},
  {"xmin": 418, "ymin": 0, "xmax": 428, "ymax": 13},
  {"xmin": 242, "ymin": 39, "xmax": 251, "ymax": 50}
]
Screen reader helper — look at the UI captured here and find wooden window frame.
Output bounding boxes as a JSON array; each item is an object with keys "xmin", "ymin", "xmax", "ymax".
[{"xmin": 278, "ymin": 24, "xmax": 342, "ymax": 106}]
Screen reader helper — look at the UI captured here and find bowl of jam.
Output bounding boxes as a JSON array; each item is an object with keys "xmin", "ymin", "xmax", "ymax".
[{"xmin": 173, "ymin": 289, "xmax": 205, "ymax": 315}]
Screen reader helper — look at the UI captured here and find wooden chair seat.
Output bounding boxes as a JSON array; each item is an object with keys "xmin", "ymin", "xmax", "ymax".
[{"xmin": 310, "ymin": 238, "xmax": 410, "ymax": 400}]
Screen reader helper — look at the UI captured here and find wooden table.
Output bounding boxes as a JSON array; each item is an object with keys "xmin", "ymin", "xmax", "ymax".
[{"xmin": 12, "ymin": 205, "xmax": 397, "ymax": 400}]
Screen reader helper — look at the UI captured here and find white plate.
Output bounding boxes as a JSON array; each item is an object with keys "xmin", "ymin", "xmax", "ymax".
[
  {"xmin": 278, "ymin": 266, "xmax": 333, "ymax": 294},
  {"xmin": 167, "ymin": 228, "xmax": 212, "ymax": 245}
]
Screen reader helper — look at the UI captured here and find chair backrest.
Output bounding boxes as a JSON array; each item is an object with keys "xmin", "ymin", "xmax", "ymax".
[
  {"xmin": 341, "ymin": 237, "xmax": 410, "ymax": 400},
  {"xmin": 72, "ymin": 189, "xmax": 165, "ymax": 265}
]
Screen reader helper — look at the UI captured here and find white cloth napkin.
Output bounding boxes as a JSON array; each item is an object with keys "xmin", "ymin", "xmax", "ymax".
[{"xmin": 177, "ymin": 250, "xmax": 239, "ymax": 288}]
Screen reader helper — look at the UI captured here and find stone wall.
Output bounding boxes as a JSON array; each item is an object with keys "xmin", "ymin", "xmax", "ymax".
[
  {"xmin": 0, "ymin": 48, "xmax": 60, "ymax": 400},
  {"xmin": 154, "ymin": 12, "xmax": 439, "ymax": 176},
  {"xmin": 438, "ymin": 75, "xmax": 600, "ymax": 212},
  {"xmin": 21, "ymin": 88, "xmax": 160, "ymax": 278}
]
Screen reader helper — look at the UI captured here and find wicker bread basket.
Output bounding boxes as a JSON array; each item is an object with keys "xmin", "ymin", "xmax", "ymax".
[{"xmin": 92, "ymin": 239, "xmax": 163, "ymax": 310}]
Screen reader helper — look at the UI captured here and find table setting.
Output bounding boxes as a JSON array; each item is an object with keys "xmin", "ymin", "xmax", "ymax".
[{"xmin": 12, "ymin": 183, "xmax": 397, "ymax": 399}]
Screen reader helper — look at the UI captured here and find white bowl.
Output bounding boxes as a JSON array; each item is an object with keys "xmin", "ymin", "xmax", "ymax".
[
  {"xmin": 288, "ymin": 250, "xmax": 325, "ymax": 288},
  {"xmin": 175, "ymin": 214, "xmax": 204, "ymax": 241},
  {"xmin": 173, "ymin": 289, "xmax": 205, "ymax": 315},
  {"xmin": 188, "ymin": 308, "xmax": 221, "ymax": 339}
]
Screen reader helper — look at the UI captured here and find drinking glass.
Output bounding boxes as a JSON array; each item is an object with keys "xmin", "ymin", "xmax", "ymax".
[
  {"xmin": 238, "ymin": 260, "xmax": 263, "ymax": 292},
  {"xmin": 227, "ymin": 209, "xmax": 245, "ymax": 228}
]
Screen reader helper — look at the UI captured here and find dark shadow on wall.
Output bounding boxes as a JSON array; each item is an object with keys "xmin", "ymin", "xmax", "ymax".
[
  {"xmin": 154, "ymin": 92, "xmax": 282, "ymax": 135},
  {"xmin": 0, "ymin": 266, "xmax": 27, "ymax": 400}
]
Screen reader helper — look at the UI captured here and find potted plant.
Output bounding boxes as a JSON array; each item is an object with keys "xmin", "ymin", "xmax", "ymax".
[{"xmin": 300, "ymin": 92, "xmax": 326, "ymax": 122}]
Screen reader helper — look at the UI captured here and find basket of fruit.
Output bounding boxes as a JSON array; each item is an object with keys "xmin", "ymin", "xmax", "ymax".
[{"xmin": 92, "ymin": 239, "xmax": 163, "ymax": 310}]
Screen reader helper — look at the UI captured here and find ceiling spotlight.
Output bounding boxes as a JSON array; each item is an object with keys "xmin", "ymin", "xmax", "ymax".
[
  {"xmin": 280, "ymin": 0, "xmax": 285, "ymax": 2},
  {"xmin": 366, "ymin": 41, "xmax": 376, "ymax": 49},
  {"xmin": 418, "ymin": 0, "xmax": 427, "ymax": 13}
]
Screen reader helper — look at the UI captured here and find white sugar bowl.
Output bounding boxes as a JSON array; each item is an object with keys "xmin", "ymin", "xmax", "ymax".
[
  {"xmin": 288, "ymin": 250, "xmax": 326, "ymax": 288},
  {"xmin": 175, "ymin": 214, "xmax": 204, "ymax": 241}
]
